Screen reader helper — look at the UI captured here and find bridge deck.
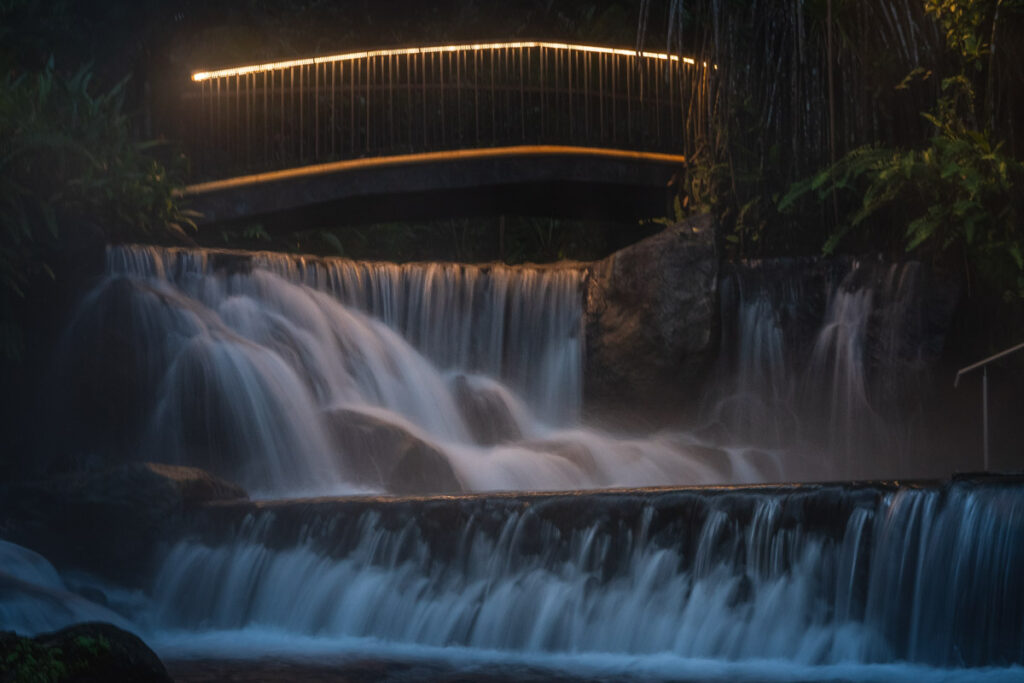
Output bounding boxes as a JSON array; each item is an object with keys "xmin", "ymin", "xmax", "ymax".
[{"xmin": 181, "ymin": 145, "xmax": 688, "ymax": 228}]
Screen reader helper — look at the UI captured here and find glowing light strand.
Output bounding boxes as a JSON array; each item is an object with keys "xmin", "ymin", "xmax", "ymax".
[{"xmin": 191, "ymin": 41, "xmax": 711, "ymax": 82}]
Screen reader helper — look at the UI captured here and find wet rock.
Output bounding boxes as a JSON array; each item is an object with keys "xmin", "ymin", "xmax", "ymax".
[
  {"xmin": 326, "ymin": 408, "xmax": 463, "ymax": 495},
  {"xmin": 451, "ymin": 374, "xmax": 523, "ymax": 445},
  {"xmin": 142, "ymin": 462, "xmax": 248, "ymax": 504},
  {"xmin": 1, "ymin": 622, "xmax": 171, "ymax": 683},
  {"xmin": 584, "ymin": 214, "xmax": 718, "ymax": 414},
  {"xmin": 0, "ymin": 463, "xmax": 247, "ymax": 586},
  {"xmin": 50, "ymin": 277, "xmax": 210, "ymax": 471}
]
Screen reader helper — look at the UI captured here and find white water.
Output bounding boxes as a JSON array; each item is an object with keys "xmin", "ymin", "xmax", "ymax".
[
  {"xmin": 0, "ymin": 481, "xmax": 1001, "ymax": 680},
  {"xmin": 60, "ymin": 245, "xmax": 778, "ymax": 495},
  {"xmin": 6, "ymin": 483, "xmax": 1022, "ymax": 679},
  {"xmin": 144, "ymin": 483, "xmax": 1023, "ymax": 669},
  {"xmin": 13, "ymin": 246, "xmax": 1023, "ymax": 679}
]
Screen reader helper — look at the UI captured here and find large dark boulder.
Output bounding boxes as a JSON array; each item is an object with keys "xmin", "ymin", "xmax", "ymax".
[
  {"xmin": 583, "ymin": 214, "xmax": 718, "ymax": 415},
  {"xmin": 326, "ymin": 408, "xmax": 463, "ymax": 495},
  {"xmin": 0, "ymin": 463, "xmax": 246, "ymax": 586},
  {"xmin": 1, "ymin": 622, "xmax": 171, "ymax": 683}
]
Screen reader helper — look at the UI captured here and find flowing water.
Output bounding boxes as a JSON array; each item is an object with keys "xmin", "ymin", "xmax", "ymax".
[
  {"xmin": 13, "ymin": 245, "xmax": 1018, "ymax": 680},
  {"xmin": 58, "ymin": 244, "xmax": 778, "ymax": 495},
  {"xmin": 148, "ymin": 481, "xmax": 1024, "ymax": 669},
  {"xmin": 705, "ymin": 258, "xmax": 957, "ymax": 480},
  {"xmin": 5, "ymin": 481, "xmax": 1022, "ymax": 680}
]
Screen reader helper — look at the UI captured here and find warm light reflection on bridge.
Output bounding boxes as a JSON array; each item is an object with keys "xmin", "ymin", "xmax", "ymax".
[
  {"xmin": 192, "ymin": 41, "xmax": 708, "ymax": 82},
  {"xmin": 182, "ymin": 41, "xmax": 714, "ymax": 180}
]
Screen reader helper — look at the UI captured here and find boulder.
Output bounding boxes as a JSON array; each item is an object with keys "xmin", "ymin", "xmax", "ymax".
[
  {"xmin": 326, "ymin": 408, "xmax": 463, "ymax": 495},
  {"xmin": 450, "ymin": 375, "xmax": 523, "ymax": 445},
  {"xmin": 0, "ymin": 463, "xmax": 246, "ymax": 586},
  {"xmin": 1, "ymin": 622, "xmax": 171, "ymax": 683},
  {"xmin": 584, "ymin": 214, "xmax": 718, "ymax": 414}
]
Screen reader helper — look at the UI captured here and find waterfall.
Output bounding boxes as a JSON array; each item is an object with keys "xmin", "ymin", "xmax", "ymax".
[
  {"xmin": 707, "ymin": 258, "xmax": 957, "ymax": 479},
  {"xmin": 64, "ymin": 245, "xmax": 772, "ymax": 495},
  {"xmin": 145, "ymin": 480, "xmax": 1024, "ymax": 670}
]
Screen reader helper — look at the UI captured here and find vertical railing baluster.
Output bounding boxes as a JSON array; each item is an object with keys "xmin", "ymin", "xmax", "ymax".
[
  {"xmin": 262, "ymin": 73, "xmax": 268, "ymax": 169},
  {"xmin": 654, "ymin": 58, "xmax": 661, "ymax": 146},
  {"xmin": 246, "ymin": 73, "xmax": 252, "ymax": 170},
  {"xmin": 422, "ymin": 53, "xmax": 428, "ymax": 150},
  {"xmin": 540, "ymin": 47, "xmax": 546, "ymax": 141},
  {"xmin": 331, "ymin": 61, "xmax": 337, "ymax": 158},
  {"xmin": 406, "ymin": 54, "xmax": 413, "ymax": 152},
  {"xmin": 388, "ymin": 53, "xmax": 395, "ymax": 153},
  {"xmin": 455, "ymin": 50, "xmax": 462, "ymax": 146},
  {"xmin": 626, "ymin": 56, "xmax": 632, "ymax": 145},
  {"xmin": 520, "ymin": 47, "xmax": 526, "ymax": 142},
  {"xmin": 299, "ymin": 65, "xmax": 304, "ymax": 163},
  {"xmin": 552, "ymin": 49, "xmax": 559, "ymax": 140},
  {"xmin": 612, "ymin": 54, "xmax": 618, "ymax": 144},
  {"xmin": 474, "ymin": 49, "xmax": 480, "ymax": 146},
  {"xmin": 214, "ymin": 78, "xmax": 221, "ymax": 170},
  {"xmin": 493, "ymin": 48, "xmax": 497, "ymax": 145},
  {"xmin": 315, "ymin": 63, "xmax": 321, "ymax": 161},
  {"xmin": 365, "ymin": 56, "xmax": 371, "ymax": 154},
  {"xmin": 584, "ymin": 51, "xmax": 590, "ymax": 142},
  {"xmin": 200, "ymin": 80, "xmax": 207, "ymax": 177},
  {"xmin": 351, "ymin": 59, "xmax": 357, "ymax": 155},
  {"xmin": 440, "ymin": 51, "xmax": 446, "ymax": 147},
  {"xmin": 598, "ymin": 53, "xmax": 604, "ymax": 144},
  {"xmin": 232, "ymin": 75, "xmax": 238, "ymax": 172}
]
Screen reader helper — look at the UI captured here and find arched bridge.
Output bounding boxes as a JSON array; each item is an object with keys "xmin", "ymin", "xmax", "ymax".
[{"xmin": 179, "ymin": 42, "xmax": 712, "ymax": 227}]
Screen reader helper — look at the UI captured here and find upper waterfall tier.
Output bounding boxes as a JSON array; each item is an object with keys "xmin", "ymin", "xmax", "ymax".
[
  {"xmin": 74, "ymin": 245, "xmax": 770, "ymax": 495},
  {"xmin": 107, "ymin": 245, "xmax": 585, "ymax": 422}
]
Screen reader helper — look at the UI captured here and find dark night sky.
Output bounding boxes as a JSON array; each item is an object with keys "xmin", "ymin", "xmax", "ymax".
[{"xmin": 3, "ymin": 1, "xmax": 657, "ymax": 78}]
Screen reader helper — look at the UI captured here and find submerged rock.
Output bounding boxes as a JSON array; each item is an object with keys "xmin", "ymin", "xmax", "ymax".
[
  {"xmin": 584, "ymin": 213, "xmax": 718, "ymax": 414},
  {"xmin": 326, "ymin": 408, "xmax": 463, "ymax": 494},
  {"xmin": 1, "ymin": 622, "xmax": 171, "ymax": 683}
]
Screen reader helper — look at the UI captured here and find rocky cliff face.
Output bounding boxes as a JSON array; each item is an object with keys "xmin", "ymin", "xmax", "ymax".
[{"xmin": 583, "ymin": 214, "xmax": 718, "ymax": 417}]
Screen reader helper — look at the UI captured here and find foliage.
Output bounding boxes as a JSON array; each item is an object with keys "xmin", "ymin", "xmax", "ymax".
[
  {"xmin": 0, "ymin": 60, "xmax": 196, "ymax": 359},
  {"xmin": 1, "ymin": 633, "xmax": 112, "ymax": 683},
  {"xmin": 2, "ymin": 638, "xmax": 67, "ymax": 683},
  {"xmin": 780, "ymin": 74, "xmax": 1024, "ymax": 298},
  {"xmin": 924, "ymin": 0, "xmax": 1024, "ymax": 66},
  {"xmin": 777, "ymin": 1, "xmax": 1024, "ymax": 300}
]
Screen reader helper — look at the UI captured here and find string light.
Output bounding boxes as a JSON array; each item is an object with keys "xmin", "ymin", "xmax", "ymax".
[{"xmin": 191, "ymin": 41, "xmax": 708, "ymax": 82}]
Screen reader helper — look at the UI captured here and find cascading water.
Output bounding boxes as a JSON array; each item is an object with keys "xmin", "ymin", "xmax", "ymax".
[
  {"xmin": 62, "ymin": 245, "xmax": 772, "ymax": 495},
  {"xmin": 136, "ymin": 479, "xmax": 1024, "ymax": 678},
  {"xmin": 705, "ymin": 258, "xmax": 959, "ymax": 480},
  {"xmin": 11, "ymin": 241, "xmax": 1022, "ymax": 681}
]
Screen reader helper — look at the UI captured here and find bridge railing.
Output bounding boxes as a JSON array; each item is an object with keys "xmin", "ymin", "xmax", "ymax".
[{"xmin": 182, "ymin": 42, "xmax": 712, "ymax": 180}]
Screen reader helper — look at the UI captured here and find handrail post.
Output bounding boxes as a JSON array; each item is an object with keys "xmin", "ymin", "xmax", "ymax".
[{"xmin": 954, "ymin": 339, "xmax": 1024, "ymax": 472}]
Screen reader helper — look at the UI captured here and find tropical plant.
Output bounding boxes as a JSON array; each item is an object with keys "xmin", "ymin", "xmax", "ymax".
[
  {"xmin": 0, "ymin": 60, "xmax": 196, "ymax": 358},
  {"xmin": 780, "ymin": 78, "xmax": 1023, "ymax": 297},
  {"xmin": 779, "ymin": 1, "xmax": 1024, "ymax": 299}
]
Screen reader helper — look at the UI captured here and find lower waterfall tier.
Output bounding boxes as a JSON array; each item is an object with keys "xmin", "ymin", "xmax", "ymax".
[{"xmin": 149, "ymin": 479, "xmax": 1023, "ymax": 669}]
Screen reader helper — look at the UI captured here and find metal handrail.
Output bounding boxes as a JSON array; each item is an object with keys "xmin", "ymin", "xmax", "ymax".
[
  {"xmin": 954, "ymin": 340, "xmax": 1024, "ymax": 387},
  {"xmin": 953, "ymin": 340, "xmax": 1024, "ymax": 471}
]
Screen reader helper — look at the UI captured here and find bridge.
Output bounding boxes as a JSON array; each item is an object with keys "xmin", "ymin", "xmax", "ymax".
[{"xmin": 178, "ymin": 42, "xmax": 712, "ymax": 228}]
